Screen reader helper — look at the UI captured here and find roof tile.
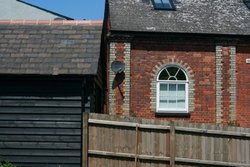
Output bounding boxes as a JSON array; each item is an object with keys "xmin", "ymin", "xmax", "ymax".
[
  {"xmin": 0, "ymin": 21, "xmax": 103, "ymax": 75},
  {"xmin": 108, "ymin": 0, "xmax": 250, "ymax": 35}
]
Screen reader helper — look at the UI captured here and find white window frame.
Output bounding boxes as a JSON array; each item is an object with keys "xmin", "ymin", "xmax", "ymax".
[{"xmin": 156, "ymin": 66, "xmax": 189, "ymax": 114}]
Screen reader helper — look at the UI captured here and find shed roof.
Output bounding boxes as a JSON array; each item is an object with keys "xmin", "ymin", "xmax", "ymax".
[
  {"xmin": 0, "ymin": 20, "xmax": 103, "ymax": 75},
  {"xmin": 108, "ymin": 0, "xmax": 250, "ymax": 35}
]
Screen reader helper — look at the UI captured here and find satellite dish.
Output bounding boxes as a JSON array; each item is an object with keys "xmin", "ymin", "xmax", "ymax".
[
  {"xmin": 111, "ymin": 61, "xmax": 125, "ymax": 73},
  {"xmin": 112, "ymin": 72, "xmax": 125, "ymax": 99},
  {"xmin": 112, "ymin": 72, "xmax": 125, "ymax": 90}
]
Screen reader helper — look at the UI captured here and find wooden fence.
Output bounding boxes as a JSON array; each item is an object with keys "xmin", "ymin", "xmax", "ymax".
[{"xmin": 82, "ymin": 113, "xmax": 250, "ymax": 167}]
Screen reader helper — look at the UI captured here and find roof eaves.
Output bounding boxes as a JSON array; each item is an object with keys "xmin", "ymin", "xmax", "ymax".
[
  {"xmin": 109, "ymin": 29, "xmax": 250, "ymax": 39},
  {"xmin": 0, "ymin": 20, "xmax": 103, "ymax": 25}
]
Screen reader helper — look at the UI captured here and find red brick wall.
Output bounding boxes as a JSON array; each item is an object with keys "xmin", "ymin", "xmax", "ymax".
[
  {"xmin": 221, "ymin": 47, "xmax": 231, "ymax": 125},
  {"xmin": 109, "ymin": 38, "xmax": 250, "ymax": 128},
  {"xmin": 114, "ymin": 43, "xmax": 125, "ymax": 115},
  {"xmin": 237, "ymin": 45, "xmax": 250, "ymax": 127},
  {"xmin": 129, "ymin": 40, "xmax": 216, "ymax": 123}
]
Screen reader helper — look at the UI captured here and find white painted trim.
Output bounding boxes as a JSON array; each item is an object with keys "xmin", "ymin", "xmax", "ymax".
[
  {"xmin": 156, "ymin": 65, "xmax": 189, "ymax": 114},
  {"xmin": 157, "ymin": 65, "xmax": 189, "ymax": 82},
  {"xmin": 156, "ymin": 82, "xmax": 189, "ymax": 113}
]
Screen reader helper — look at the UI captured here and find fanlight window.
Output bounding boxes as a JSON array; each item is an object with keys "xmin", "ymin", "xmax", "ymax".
[{"xmin": 157, "ymin": 66, "xmax": 188, "ymax": 113}]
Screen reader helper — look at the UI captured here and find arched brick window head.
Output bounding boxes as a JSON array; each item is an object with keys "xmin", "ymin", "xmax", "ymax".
[{"xmin": 157, "ymin": 66, "xmax": 189, "ymax": 114}]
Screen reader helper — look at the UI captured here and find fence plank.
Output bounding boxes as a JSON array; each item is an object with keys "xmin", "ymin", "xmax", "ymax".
[
  {"xmin": 82, "ymin": 113, "xmax": 89, "ymax": 167},
  {"xmin": 135, "ymin": 125, "xmax": 139, "ymax": 167},
  {"xmin": 89, "ymin": 119, "xmax": 170, "ymax": 130},
  {"xmin": 175, "ymin": 126, "xmax": 250, "ymax": 138},
  {"xmin": 88, "ymin": 150, "xmax": 171, "ymax": 162},
  {"xmin": 170, "ymin": 121, "xmax": 175, "ymax": 167},
  {"xmin": 176, "ymin": 157, "xmax": 250, "ymax": 167}
]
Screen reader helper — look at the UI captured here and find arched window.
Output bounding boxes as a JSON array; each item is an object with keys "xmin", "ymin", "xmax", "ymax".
[{"xmin": 157, "ymin": 66, "xmax": 188, "ymax": 113}]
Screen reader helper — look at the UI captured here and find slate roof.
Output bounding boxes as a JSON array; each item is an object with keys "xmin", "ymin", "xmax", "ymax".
[
  {"xmin": 108, "ymin": 0, "xmax": 250, "ymax": 35},
  {"xmin": 0, "ymin": 20, "xmax": 103, "ymax": 75}
]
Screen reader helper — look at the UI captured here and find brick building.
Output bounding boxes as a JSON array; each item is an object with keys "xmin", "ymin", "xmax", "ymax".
[{"xmin": 104, "ymin": 0, "xmax": 250, "ymax": 127}]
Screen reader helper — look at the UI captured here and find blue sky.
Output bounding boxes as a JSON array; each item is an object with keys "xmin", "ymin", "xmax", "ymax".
[{"xmin": 23, "ymin": 0, "xmax": 105, "ymax": 20}]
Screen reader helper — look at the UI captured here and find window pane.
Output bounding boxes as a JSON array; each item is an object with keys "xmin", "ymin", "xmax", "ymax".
[
  {"xmin": 169, "ymin": 84, "xmax": 176, "ymax": 96},
  {"xmin": 177, "ymin": 84, "xmax": 185, "ymax": 96},
  {"xmin": 177, "ymin": 84, "xmax": 186, "ymax": 109},
  {"xmin": 167, "ymin": 67, "xmax": 178, "ymax": 76},
  {"xmin": 162, "ymin": 0, "xmax": 172, "ymax": 8},
  {"xmin": 168, "ymin": 99, "xmax": 176, "ymax": 108},
  {"xmin": 177, "ymin": 99, "xmax": 185, "ymax": 109},
  {"xmin": 159, "ymin": 100, "xmax": 168, "ymax": 108},
  {"xmin": 159, "ymin": 84, "xmax": 168, "ymax": 95},
  {"xmin": 247, "ymin": 2, "xmax": 250, "ymax": 8},
  {"xmin": 154, "ymin": 0, "xmax": 163, "ymax": 8},
  {"xmin": 176, "ymin": 70, "xmax": 187, "ymax": 80},
  {"xmin": 159, "ymin": 84, "xmax": 168, "ymax": 108},
  {"xmin": 245, "ymin": 0, "xmax": 250, "ymax": 8},
  {"xmin": 159, "ymin": 69, "xmax": 169, "ymax": 80},
  {"xmin": 168, "ymin": 84, "xmax": 176, "ymax": 108}
]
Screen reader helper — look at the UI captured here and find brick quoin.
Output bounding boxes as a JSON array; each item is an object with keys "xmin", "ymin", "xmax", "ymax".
[
  {"xmin": 221, "ymin": 47, "xmax": 231, "ymax": 125},
  {"xmin": 114, "ymin": 43, "xmax": 125, "ymax": 115}
]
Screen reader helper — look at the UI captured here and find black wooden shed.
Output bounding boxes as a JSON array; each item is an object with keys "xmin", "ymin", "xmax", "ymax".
[{"xmin": 0, "ymin": 20, "xmax": 104, "ymax": 167}]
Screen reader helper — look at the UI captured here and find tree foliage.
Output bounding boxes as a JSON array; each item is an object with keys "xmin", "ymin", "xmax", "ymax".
[{"xmin": 0, "ymin": 162, "xmax": 16, "ymax": 167}]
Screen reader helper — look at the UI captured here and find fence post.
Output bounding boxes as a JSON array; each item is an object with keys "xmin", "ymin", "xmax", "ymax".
[
  {"xmin": 135, "ymin": 124, "xmax": 141, "ymax": 167},
  {"xmin": 82, "ymin": 112, "xmax": 89, "ymax": 167},
  {"xmin": 170, "ymin": 121, "xmax": 175, "ymax": 167}
]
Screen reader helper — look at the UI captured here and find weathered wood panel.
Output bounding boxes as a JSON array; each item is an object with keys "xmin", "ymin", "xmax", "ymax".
[{"xmin": 0, "ymin": 96, "xmax": 87, "ymax": 167}]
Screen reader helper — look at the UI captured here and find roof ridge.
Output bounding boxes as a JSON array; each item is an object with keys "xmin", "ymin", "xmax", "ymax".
[{"xmin": 0, "ymin": 20, "xmax": 103, "ymax": 25}]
